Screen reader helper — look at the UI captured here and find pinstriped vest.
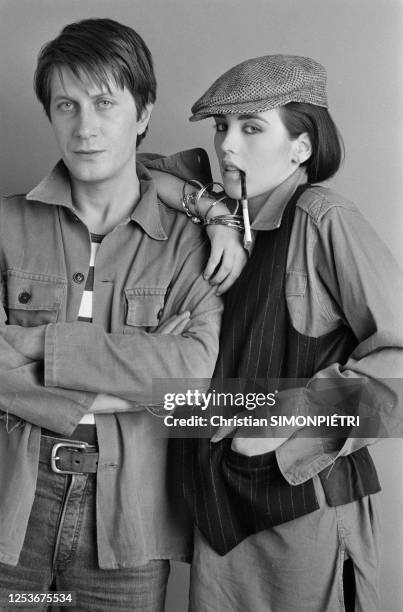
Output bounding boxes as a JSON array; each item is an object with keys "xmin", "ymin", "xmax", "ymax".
[{"xmin": 174, "ymin": 184, "xmax": 380, "ymax": 556}]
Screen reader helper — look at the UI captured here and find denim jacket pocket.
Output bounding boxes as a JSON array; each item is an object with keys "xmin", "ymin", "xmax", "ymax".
[
  {"xmin": 124, "ymin": 287, "xmax": 167, "ymax": 332},
  {"xmin": 285, "ymin": 270, "xmax": 307, "ymax": 330},
  {"xmin": 4, "ymin": 269, "xmax": 66, "ymax": 326},
  {"xmin": 285, "ymin": 270, "xmax": 307, "ymax": 297}
]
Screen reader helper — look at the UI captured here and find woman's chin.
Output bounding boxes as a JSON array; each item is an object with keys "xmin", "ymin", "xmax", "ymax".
[{"xmin": 221, "ymin": 178, "xmax": 241, "ymax": 200}]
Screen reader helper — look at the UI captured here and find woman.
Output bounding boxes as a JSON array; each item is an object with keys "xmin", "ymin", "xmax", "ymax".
[{"xmin": 151, "ymin": 54, "xmax": 402, "ymax": 611}]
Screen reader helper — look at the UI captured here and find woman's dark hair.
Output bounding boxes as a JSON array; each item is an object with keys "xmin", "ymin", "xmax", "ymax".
[
  {"xmin": 34, "ymin": 18, "xmax": 157, "ymax": 146},
  {"xmin": 279, "ymin": 102, "xmax": 344, "ymax": 182}
]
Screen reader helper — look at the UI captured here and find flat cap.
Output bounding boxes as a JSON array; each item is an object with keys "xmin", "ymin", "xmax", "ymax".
[{"xmin": 190, "ymin": 54, "xmax": 328, "ymax": 121}]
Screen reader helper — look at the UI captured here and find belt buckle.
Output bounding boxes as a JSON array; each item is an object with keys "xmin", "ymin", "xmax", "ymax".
[{"xmin": 51, "ymin": 441, "xmax": 89, "ymax": 474}]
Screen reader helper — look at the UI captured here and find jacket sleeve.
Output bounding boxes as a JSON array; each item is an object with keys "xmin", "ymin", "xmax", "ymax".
[
  {"xmin": 44, "ymin": 237, "xmax": 223, "ymax": 403},
  {"xmin": 275, "ymin": 203, "xmax": 403, "ymax": 485},
  {"xmin": 137, "ymin": 148, "xmax": 213, "ymax": 184},
  {"xmin": 0, "ymin": 149, "xmax": 213, "ymax": 431},
  {"xmin": 0, "ymin": 194, "xmax": 95, "ymax": 434},
  {"xmin": 0, "ymin": 320, "xmax": 94, "ymax": 434}
]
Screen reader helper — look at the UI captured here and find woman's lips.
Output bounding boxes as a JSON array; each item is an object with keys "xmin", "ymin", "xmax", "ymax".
[{"xmin": 222, "ymin": 161, "xmax": 243, "ymax": 174}]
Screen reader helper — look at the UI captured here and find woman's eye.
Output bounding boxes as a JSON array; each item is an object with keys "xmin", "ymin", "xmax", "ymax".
[
  {"xmin": 243, "ymin": 125, "xmax": 260, "ymax": 134},
  {"xmin": 214, "ymin": 123, "xmax": 227, "ymax": 133}
]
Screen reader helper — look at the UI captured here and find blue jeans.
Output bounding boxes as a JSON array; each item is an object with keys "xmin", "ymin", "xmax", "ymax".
[{"xmin": 0, "ymin": 436, "xmax": 170, "ymax": 612}]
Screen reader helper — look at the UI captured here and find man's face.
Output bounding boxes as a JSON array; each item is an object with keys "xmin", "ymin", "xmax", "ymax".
[{"xmin": 49, "ymin": 67, "xmax": 152, "ymax": 187}]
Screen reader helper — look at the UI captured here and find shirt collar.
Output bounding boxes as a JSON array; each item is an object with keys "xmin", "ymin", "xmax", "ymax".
[
  {"xmin": 251, "ymin": 166, "xmax": 308, "ymax": 231},
  {"xmin": 26, "ymin": 160, "xmax": 73, "ymax": 208},
  {"xmin": 26, "ymin": 160, "xmax": 167, "ymax": 241}
]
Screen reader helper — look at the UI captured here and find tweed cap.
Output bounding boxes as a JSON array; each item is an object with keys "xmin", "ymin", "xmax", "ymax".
[{"xmin": 190, "ymin": 54, "xmax": 328, "ymax": 121}]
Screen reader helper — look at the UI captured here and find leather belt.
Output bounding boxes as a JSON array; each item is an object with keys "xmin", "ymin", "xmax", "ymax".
[{"xmin": 40, "ymin": 436, "xmax": 99, "ymax": 474}]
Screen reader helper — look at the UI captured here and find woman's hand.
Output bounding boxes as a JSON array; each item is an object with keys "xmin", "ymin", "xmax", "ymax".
[
  {"xmin": 211, "ymin": 412, "xmax": 288, "ymax": 456},
  {"xmin": 148, "ymin": 170, "xmax": 248, "ymax": 295},
  {"xmin": 230, "ymin": 436, "xmax": 288, "ymax": 456},
  {"xmin": 204, "ymin": 225, "xmax": 248, "ymax": 295}
]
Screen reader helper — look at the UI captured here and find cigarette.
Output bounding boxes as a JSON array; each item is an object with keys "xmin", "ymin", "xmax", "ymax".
[{"xmin": 240, "ymin": 171, "xmax": 252, "ymax": 248}]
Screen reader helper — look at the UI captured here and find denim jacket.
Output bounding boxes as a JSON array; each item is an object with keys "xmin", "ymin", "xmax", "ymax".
[
  {"xmin": 0, "ymin": 150, "xmax": 222, "ymax": 567},
  {"xmin": 249, "ymin": 168, "xmax": 403, "ymax": 484}
]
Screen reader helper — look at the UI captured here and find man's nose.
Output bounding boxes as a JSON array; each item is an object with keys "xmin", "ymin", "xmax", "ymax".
[{"xmin": 75, "ymin": 107, "xmax": 98, "ymax": 139}]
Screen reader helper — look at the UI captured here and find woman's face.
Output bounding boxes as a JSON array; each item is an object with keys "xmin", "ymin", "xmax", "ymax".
[{"xmin": 213, "ymin": 108, "xmax": 308, "ymax": 211}]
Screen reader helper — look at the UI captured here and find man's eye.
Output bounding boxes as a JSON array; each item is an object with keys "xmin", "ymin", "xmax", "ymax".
[
  {"xmin": 214, "ymin": 123, "xmax": 227, "ymax": 133},
  {"xmin": 97, "ymin": 99, "xmax": 113, "ymax": 108},
  {"xmin": 58, "ymin": 101, "xmax": 75, "ymax": 111}
]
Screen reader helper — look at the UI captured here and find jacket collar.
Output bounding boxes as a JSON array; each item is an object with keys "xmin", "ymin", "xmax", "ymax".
[
  {"xmin": 251, "ymin": 166, "xmax": 308, "ymax": 231},
  {"xmin": 26, "ymin": 160, "xmax": 167, "ymax": 241}
]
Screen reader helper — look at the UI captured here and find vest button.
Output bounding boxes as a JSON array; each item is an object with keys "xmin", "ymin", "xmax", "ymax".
[
  {"xmin": 73, "ymin": 272, "xmax": 85, "ymax": 284},
  {"xmin": 18, "ymin": 291, "xmax": 32, "ymax": 304}
]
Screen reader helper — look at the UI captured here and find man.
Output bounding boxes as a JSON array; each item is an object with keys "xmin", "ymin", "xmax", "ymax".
[{"xmin": 0, "ymin": 18, "xmax": 222, "ymax": 611}]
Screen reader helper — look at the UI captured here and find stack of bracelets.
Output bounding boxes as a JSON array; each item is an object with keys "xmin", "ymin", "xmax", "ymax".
[{"xmin": 182, "ymin": 180, "xmax": 245, "ymax": 233}]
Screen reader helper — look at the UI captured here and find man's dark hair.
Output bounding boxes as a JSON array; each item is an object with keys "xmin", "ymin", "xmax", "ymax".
[
  {"xmin": 280, "ymin": 103, "xmax": 344, "ymax": 183},
  {"xmin": 34, "ymin": 18, "xmax": 156, "ymax": 146}
]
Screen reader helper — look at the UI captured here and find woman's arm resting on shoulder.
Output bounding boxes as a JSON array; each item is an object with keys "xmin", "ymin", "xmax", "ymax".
[{"xmin": 149, "ymin": 168, "xmax": 247, "ymax": 294}]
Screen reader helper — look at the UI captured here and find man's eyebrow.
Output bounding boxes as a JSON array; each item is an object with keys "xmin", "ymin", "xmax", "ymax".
[
  {"xmin": 52, "ymin": 91, "xmax": 114, "ymax": 101},
  {"xmin": 52, "ymin": 94, "xmax": 74, "ymax": 100}
]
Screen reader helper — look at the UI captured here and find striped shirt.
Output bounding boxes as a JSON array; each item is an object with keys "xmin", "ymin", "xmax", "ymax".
[
  {"xmin": 77, "ymin": 233, "xmax": 104, "ymax": 322},
  {"xmin": 78, "ymin": 233, "xmax": 104, "ymax": 424}
]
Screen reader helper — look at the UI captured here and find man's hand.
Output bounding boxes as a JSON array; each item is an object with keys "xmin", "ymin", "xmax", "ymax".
[
  {"xmin": 154, "ymin": 311, "xmax": 190, "ymax": 334},
  {"xmin": 90, "ymin": 393, "xmax": 139, "ymax": 414},
  {"xmin": 3, "ymin": 325, "xmax": 46, "ymax": 361},
  {"xmin": 205, "ymin": 226, "xmax": 248, "ymax": 295}
]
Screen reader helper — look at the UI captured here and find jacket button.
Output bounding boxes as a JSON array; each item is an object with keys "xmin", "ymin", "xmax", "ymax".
[
  {"xmin": 18, "ymin": 291, "xmax": 31, "ymax": 304},
  {"xmin": 73, "ymin": 272, "xmax": 85, "ymax": 284}
]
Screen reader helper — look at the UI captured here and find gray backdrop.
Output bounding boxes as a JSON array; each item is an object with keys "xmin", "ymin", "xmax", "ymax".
[{"xmin": 1, "ymin": 1, "xmax": 402, "ymax": 610}]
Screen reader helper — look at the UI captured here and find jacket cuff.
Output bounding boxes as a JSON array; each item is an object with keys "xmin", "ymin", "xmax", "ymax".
[
  {"xmin": 276, "ymin": 437, "xmax": 336, "ymax": 485},
  {"xmin": 138, "ymin": 148, "xmax": 213, "ymax": 184},
  {"xmin": 44, "ymin": 324, "xmax": 94, "ymax": 419}
]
